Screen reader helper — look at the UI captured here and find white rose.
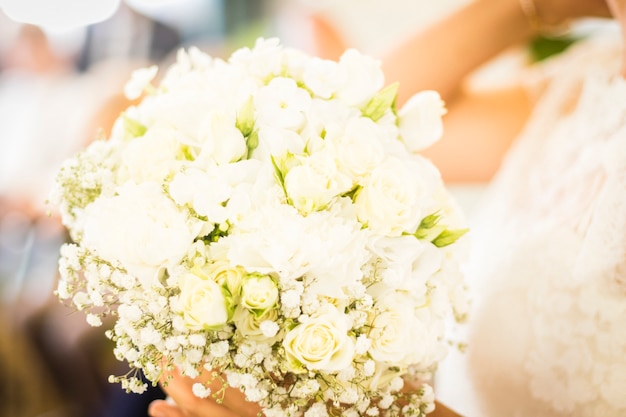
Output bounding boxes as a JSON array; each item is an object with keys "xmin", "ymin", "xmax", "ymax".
[
  {"xmin": 240, "ymin": 274, "xmax": 279, "ymax": 316},
  {"xmin": 367, "ymin": 291, "xmax": 434, "ymax": 367},
  {"xmin": 355, "ymin": 157, "xmax": 436, "ymax": 236},
  {"xmin": 398, "ymin": 91, "xmax": 446, "ymax": 152},
  {"xmin": 283, "ymin": 308, "xmax": 355, "ymax": 373},
  {"xmin": 178, "ymin": 272, "xmax": 230, "ymax": 331},
  {"xmin": 335, "ymin": 49, "xmax": 385, "ymax": 106},
  {"xmin": 82, "ymin": 182, "xmax": 198, "ymax": 284},
  {"xmin": 254, "ymin": 77, "xmax": 311, "ymax": 131},
  {"xmin": 284, "ymin": 153, "xmax": 352, "ymax": 215},
  {"xmin": 120, "ymin": 127, "xmax": 181, "ymax": 184}
]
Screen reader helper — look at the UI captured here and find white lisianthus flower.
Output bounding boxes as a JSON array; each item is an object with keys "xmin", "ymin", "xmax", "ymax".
[
  {"xmin": 283, "ymin": 307, "xmax": 355, "ymax": 373},
  {"xmin": 178, "ymin": 272, "xmax": 230, "ymax": 331},
  {"xmin": 169, "ymin": 167, "xmax": 231, "ymax": 224},
  {"xmin": 196, "ymin": 110, "xmax": 247, "ymax": 165},
  {"xmin": 240, "ymin": 274, "xmax": 279, "ymax": 316},
  {"xmin": 335, "ymin": 49, "xmax": 385, "ymax": 106},
  {"xmin": 255, "ymin": 77, "xmax": 311, "ymax": 131},
  {"xmin": 138, "ymin": 89, "xmax": 212, "ymax": 144},
  {"xmin": 252, "ymin": 125, "xmax": 306, "ymax": 162},
  {"xmin": 302, "ymin": 57, "xmax": 342, "ymax": 99},
  {"xmin": 124, "ymin": 65, "xmax": 158, "ymax": 100},
  {"xmin": 229, "ymin": 37, "xmax": 283, "ymax": 80},
  {"xmin": 355, "ymin": 157, "xmax": 435, "ymax": 236},
  {"xmin": 398, "ymin": 91, "xmax": 447, "ymax": 152},
  {"xmin": 82, "ymin": 182, "xmax": 198, "ymax": 284}
]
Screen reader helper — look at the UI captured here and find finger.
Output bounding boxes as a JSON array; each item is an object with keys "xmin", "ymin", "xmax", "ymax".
[
  {"xmin": 148, "ymin": 399, "xmax": 185, "ymax": 417},
  {"xmin": 160, "ymin": 369, "xmax": 260, "ymax": 417}
]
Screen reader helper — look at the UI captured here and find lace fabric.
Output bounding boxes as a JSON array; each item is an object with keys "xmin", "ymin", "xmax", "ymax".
[{"xmin": 463, "ymin": 25, "xmax": 626, "ymax": 417}]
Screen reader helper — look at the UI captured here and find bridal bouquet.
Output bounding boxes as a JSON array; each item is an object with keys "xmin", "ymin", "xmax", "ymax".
[{"xmin": 50, "ymin": 38, "xmax": 468, "ymax": 417}]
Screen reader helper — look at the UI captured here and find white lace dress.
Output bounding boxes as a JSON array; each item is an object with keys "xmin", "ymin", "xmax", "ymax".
[{"xmin": 452, "ymin": 24, "xmax": 626, "ymax": 417}]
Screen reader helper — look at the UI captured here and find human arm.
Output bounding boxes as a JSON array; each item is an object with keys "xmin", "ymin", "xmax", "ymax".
[
  {"xmin": 382, "ymin": 0, "xmax": 611, "ymax": 105},
  {"xmin": 382, "ymin": 0, "xmax": 612, "ymax": 182},
  {"xmin": 606, "ymin": 0, "xmax": 626, "ymax": 77}
]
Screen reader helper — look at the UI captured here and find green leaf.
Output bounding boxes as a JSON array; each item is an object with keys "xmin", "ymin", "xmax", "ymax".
[
  {"xmin": 271, "ymin": 154, "xmax": 287, "ymax": 194},
  {"xmin": 362, "ymin": 82, "xmax": 399, "ymax": 122},
  {"xmin": 122, "ymin": 114, "xmax": 147, "ymax": 138},
  {"xmin": 341, "ymin": 184, "xmax": 361, "ymax": 202},
  {"xmin": 528, "ymin": 34, "xmax": 580, "ymax": 63},
  {"xmin": 431, "ymin": 228, "xmax": 469, "ymax": 248}
]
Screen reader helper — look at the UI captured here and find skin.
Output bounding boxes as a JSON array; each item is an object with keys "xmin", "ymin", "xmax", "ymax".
[{"xmin": 147, "ymin": 1, "xmax": 624, "ymax": 416}]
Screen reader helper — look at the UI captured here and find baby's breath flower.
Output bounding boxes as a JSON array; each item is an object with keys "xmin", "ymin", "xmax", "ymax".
[
  {"xmin": 363, "ymin": 359, "xmax": 376, "ymax": 377},
  {"xmin": 86, "ymin": 314, "xmax": 102, "ymax": 327},
  {"xmin": 304, "ymin": 402, "xmax": 329, "ymax": 417},
  {"xmin": 259, "ymin": 320, "xmax": 279, "ymax": 338},
  {"xmin": 366, "ymin": 406, "xmax": 380, "ymax": 416},
  {"xmin": 355, "ymin": 334, "xmax": 372, "ymax": 355},
  {"xmin": 192, "ymin": 383, "xmax": 211, "ymax": 398}
]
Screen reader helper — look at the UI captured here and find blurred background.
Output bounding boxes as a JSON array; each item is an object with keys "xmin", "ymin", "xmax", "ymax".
[{"xmin": 0, "ymin": 0, "xmax": 497, "ymax": 416}]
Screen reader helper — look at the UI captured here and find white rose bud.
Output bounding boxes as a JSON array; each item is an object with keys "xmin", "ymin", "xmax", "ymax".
[
  {"xmin": 398, "ymin": 91, "xmax": 446, "ymax": 152},
  {"xmin": 206, "ymin": 260, "xmax": 246, "ymax": 297},
  {"xmin": 240, "ymin": 274, "xmax": 279, "ymax": 317},
  {"xmin": 233, "ymin": 307, "xmax": 279, "ymax": 341}
]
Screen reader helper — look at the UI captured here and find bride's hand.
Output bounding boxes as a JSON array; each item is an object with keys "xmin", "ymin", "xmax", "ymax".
[
  {"xmin": 147, "ymin": 369, "xmax": 262, "ymax": 417},
  {"xmin": 147, "ymin": 371, "xmax": 464, "ymax": 417}
]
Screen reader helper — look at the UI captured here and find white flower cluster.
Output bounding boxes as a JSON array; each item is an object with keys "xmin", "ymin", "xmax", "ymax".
[{"xmin": 50, "ymin": 38, "xmax": 469, "ymax": 416}]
